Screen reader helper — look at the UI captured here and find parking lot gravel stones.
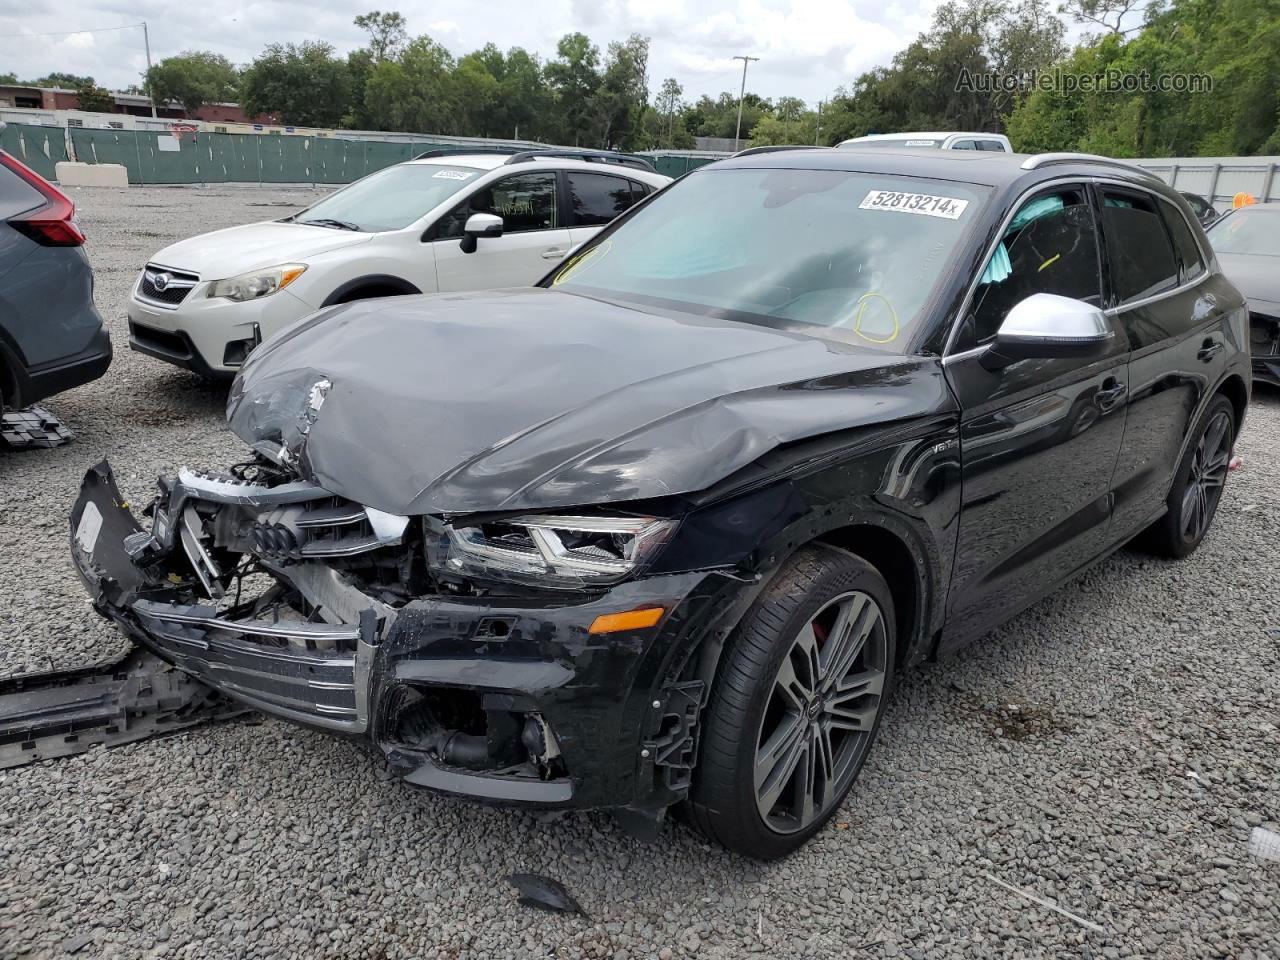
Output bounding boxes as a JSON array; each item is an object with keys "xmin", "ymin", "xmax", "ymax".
[{"xmin": 1, "ymin": 184, "xmax": 1277, "ymax": 959}]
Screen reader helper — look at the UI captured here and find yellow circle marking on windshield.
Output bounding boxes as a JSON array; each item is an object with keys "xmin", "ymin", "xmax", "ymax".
[
  {"xmin": 553, "ymin": 239, "xmax": 613, "ymax": 286},
  {"xmin": 852, "ymin": 292, "xmax": 899, "ymax": 344}
]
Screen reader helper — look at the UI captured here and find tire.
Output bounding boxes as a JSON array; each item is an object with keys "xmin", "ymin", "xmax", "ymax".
[
  {"xmin": 1138, "ymin": 393, "xmax": 1236, "ymax": 558},
  {"xmin": 688, "ymin": 544, "xmax": 895, "ymax": 859}
]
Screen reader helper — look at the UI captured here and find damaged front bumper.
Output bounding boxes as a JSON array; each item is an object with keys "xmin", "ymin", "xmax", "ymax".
[{"xmin": 70, "ymin": 462, "xmax": 732, "ymax": 816}]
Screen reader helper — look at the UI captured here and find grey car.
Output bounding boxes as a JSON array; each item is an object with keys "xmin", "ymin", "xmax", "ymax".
[{"xmin": 0, "ymin": 149, "xmax": 111, "ymax": 413}]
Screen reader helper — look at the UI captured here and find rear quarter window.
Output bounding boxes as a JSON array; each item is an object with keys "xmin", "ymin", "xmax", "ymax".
[{"xmin": 0, "ymin": 161, "xmax": 45, "ymax": 219}]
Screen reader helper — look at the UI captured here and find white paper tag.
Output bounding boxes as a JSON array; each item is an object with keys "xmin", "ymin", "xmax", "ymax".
[
  {"xmin": 904, "ymin": 139, "xmax": 938, "ymax": 147},
  {"xmin": 859, "ymin": 190, "xmax": 969, "ymax": 220},
  {"xmin": 76, "ymin": 502, "xmax": 103, "ymax": 554},
  {"xmin": 433, "ymin": 169, "xmax": 475, "ymax": 180}
]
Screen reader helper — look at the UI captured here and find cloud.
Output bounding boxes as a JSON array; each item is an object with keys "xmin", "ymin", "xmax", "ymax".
[{"xmin": 0, "ymin": 0, "xmax": 949, "ymax": 104}]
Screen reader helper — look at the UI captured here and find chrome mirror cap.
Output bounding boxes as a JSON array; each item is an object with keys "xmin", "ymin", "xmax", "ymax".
[{"xmin": 981, "ymin": 293, "xmax": 1112, "ymax": 371}]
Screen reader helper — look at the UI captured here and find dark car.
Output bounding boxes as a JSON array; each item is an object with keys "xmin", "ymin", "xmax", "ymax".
[
  {"xmin": 69, "ymin": 149, "xmax": 1249, "ymax": 859},
  {"xmin": 1180, "ymin": 190, "xmax": 1219, "ymax": 227},
  {"xmin": 0, "ymin": 149, "xmax": 111, "ymax": 414},
  {"xmin": 1206, "ymin": 203, "xmax": 1280, "ymax": 386}
]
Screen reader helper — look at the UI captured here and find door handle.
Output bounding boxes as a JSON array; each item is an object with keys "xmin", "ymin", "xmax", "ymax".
[
  {"xmin": 1097, "ymin": 378, "xmax": 1126, "ymax": 412},
  {"xmin": 1197, "ymin": 338, "xmax": 1223, "ymax": 362},
  {"xmin": 541, "ymin": 247, "xmax": 568, "ymax": 260}
]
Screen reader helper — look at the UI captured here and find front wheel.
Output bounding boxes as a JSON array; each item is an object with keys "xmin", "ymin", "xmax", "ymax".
[
  {"xmin": 1139, "ymin": 393, "xmax": 1236, "ymax": 558},
  {"xmin": 688, "ymin": 544, "xmax": 894, "ymax": 859}
]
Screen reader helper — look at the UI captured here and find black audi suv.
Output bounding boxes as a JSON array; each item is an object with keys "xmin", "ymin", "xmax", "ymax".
[{"xmin": 70, "ymin": 149, "xmax": 1249, "ymax": 859}]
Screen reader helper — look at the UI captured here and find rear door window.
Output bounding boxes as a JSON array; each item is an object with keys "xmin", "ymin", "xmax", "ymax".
[
  {"xmin": 1099, "ymin": 189, "xmax": 1180, "ymax": 305},
  {"xmin": 979, "ymin": 140, "xmax": 1007, "ymax": 152},
  {"xmin": 567, "ymin": 172, "xmax": 639, "ymax": 226},
  {"xmin": 965, "ymin": 186, "xmax": 1103, "ymax": 346},
  {"xmin": 1159, "ymin": 200, "xmax": 1206, "ymax": 283}
]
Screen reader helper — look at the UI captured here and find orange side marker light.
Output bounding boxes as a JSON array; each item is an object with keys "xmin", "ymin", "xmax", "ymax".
[{"xmin": 588, "ymin": 607, "xmax": 666, "ymax": 634}]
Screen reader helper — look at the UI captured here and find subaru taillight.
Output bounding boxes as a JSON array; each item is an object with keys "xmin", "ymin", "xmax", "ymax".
[{"xmin": 0, "ymin": 151, "xmax": 85, "ymax": 246}]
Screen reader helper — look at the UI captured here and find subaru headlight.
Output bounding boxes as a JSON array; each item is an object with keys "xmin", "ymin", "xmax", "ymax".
[
  {"xmin": 425, "ymin": 514, "xmax": 678, "ymax": 589},
  {"xmin": 206, "ymin": 263, "xmax": 306, "ymax": 302}
]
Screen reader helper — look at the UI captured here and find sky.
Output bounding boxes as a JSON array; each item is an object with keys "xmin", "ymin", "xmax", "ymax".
[{"xmin": 0, "ymin": 0, "xmax": 954, "ymax": 106}]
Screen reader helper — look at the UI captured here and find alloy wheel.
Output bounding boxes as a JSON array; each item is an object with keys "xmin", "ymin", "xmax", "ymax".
[
  {"xmin": 754, "ymin": 590, "xmax": 888, "ymax": 834},
  {"xmin": 1181, "ymin": 409, "xmax": 1232, "ymax": 542}
]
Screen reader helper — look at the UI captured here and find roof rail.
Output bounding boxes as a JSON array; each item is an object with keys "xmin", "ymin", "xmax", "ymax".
[
  {"xmin": 731, "ymin": 144, "xmax": 825, "ymax": 158},
  {"xmin": 413, "ymin": 146, "xmax": 524, "ymax": 160},
  {"xmin": 1021, "ymin": 152, "xmax": 1161, "ymax": 180},
  {"xmin": 503, "ymin": 148, "xmax": 656, "ymax": 172}
]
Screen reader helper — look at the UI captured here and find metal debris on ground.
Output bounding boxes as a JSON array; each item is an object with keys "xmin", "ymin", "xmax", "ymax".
[
  {"xmin": 1, "ymin": 405, "xmax": 74, "ymax": 449},
  {"xmin": 0, "ymin": 645, "xmax": 250, "ymax": 769},
  {"xmin": 506, "ymin": 873, "xmax": 587, "ymax": 916},
  {"xmin": 984, "ymin": 872, "xmax": 1106, "ymax": 934}
]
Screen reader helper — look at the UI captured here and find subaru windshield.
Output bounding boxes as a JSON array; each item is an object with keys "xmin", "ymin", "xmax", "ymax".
[
  {"xmin": 291, "ymin": 163, "xmax": 482, "ymax": 233},
  {"xmin": 549, "ymin": 167, "xmax": 987, "ymax": 350}
]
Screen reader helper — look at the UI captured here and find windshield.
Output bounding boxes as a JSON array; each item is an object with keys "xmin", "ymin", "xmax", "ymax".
[
  {"xmin": 550, "ymin": 167, "xmax": 986, "ymax": 350},
  {"xmin": 293, "ymin": 163, "xmax": 482, "ymax": 232},
  {"xmin": 1207, "ymin": 208, "xmax": 1280, "ymax": 257}
]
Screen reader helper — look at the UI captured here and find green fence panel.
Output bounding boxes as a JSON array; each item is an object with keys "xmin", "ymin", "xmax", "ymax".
[
  {"xmin": 1, "ymin": 123, "xmax": 67, "ymax": 180},
  {"xmin": 204, "ymin": 134, "xmax": 259, "ymax": 182},
  {"xmin": 646, "ymin": 154, "xmax": 722, "ymax": 178}
]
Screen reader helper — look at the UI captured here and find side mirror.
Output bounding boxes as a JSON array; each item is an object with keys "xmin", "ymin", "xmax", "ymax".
[
  {"xmin": 980, "ymin": 292, "xmax": 1112, "ymax": 372},
  {"xmin": 459, "ymin": 212, "xmax": 503, "ymax": 254}
]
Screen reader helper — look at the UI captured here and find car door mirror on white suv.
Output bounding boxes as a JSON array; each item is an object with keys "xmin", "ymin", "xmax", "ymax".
[
  {"xmin": 980, "ymin": 292, "xmax": 1113, "ymax": 371},
  {"xmin": 460, "ymin": 213, "xmax": 504, "ymax": 254}
]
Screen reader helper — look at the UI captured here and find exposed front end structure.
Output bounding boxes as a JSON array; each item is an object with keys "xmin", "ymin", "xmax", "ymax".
[{"xmin": 70, "ymin": 460, "xmax": 726, "ymax": 821}]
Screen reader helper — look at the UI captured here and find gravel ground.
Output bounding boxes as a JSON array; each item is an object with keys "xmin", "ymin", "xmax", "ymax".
[{"xmin": 1, "ymin": 184, "xmax": 1277, "ymax": 960}]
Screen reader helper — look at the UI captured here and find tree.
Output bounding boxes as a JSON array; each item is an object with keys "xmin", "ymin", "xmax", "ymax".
[
  {"xmin": 657, "ymin": 77, "xmax": 683, "ymax": 146},
  {"xmin": 145, "ymin": 51, "xmax": 239, "ymax": 116},
  {"xmin": 453, "ymin": 51, "xmax": 500, "ymax": 135},
  {"xmin": 74, "ymin": 82, "xmax": 114, "ymax": 113},
  {"xmin": 0, "ymin": 72, "xmax": 16, "ymax": 84},
  {"xmin": 545, "ymin": 33, "xmax": 601, "ymax": 145},
  {"xmin": 362, "ymin": 35, "xmax": 456, "ymax": 133},
  {"xmin": 591, "ymin": 34, "xmax": 650, "ymax": 149},
  {"xmin": 34, "ymin": 72, "xmax": 94, "ymax": 89},
  {"xmin": 241, "ymin": 41, "xmax": 351, "ymax": 127},
  {"xmin": 1058, "ymin": 0, "xmax": 1148, "ymax": 34},
  {"xmin": 354, "ymin": 10, "xmax": 408, "ymax": 62}
]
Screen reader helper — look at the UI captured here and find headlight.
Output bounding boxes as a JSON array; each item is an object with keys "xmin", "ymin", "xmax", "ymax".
[
  {"xmin": 426, "ymin": 514, "xmax": 678, "ymax": 589},
  {"xmin": 206, "ymin": 264, "xmax": 306, "ymax": 302}
]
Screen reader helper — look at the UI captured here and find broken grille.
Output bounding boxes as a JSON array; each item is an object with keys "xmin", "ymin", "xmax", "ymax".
[{"xmin": 133, "ymin": 599, "xmax": 365, "ymax": 731}]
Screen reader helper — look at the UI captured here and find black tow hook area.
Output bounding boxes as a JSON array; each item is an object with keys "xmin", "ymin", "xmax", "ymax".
[{"xmin": 0, "ymin": 646, "xmax": 250, "ymax": 769}]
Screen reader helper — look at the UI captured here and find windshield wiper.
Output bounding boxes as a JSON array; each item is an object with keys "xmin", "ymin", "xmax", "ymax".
[{"xmin": 297, "ymin": 218, "xmax": 362, "ymax": 231}]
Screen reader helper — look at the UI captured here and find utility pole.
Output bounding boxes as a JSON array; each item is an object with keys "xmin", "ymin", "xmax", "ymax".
[
  {"xmin": 141, "ymin": 21, "xmax": 156, "ymax": 118},
  {"xmin": 815, "ymin": 100, "xmax": 822, "ymax": 145},
  {"xmin": 732, "ymin": 55, "xmax": 759, "ymax": 152}
]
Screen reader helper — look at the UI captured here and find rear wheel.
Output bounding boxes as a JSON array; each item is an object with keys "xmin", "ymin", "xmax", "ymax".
[
  {"xmin": 688, "ymin": 544, "xmax": 893, "ymax": 859},
  {"xmin": 1139, "ymin": 393, "xmax": 1235, "ymax": 558}
]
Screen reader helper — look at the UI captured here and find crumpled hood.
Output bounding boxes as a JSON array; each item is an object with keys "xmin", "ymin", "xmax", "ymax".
[
  {"xmin": 227, "ymin": 288, "xmax": 948, "ymax": 516},
  {"xmin": 149, "ymin": 221, "xmax": 371, "ymax": 279}
]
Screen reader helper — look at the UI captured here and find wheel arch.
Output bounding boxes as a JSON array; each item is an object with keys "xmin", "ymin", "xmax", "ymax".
[
  {"xmin": 813, "ymin": 522, "xmax": 928, "ymax": 673},
  {"xmin": 320, "ymin": 274, "xmax": 422, "ymax": 307},
  {"xmin": 1215, "ymin": 373, "xmax": 1248, "ymax": 434}
]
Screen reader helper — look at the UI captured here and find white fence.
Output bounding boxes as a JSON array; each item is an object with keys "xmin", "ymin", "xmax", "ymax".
[{"xmin": 1132, "ymin": 156, "xmax": 1280, "ymax": 205}]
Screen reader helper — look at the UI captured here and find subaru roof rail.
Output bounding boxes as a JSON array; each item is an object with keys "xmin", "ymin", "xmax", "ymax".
[
  {"xmin": 413, "ymin": 146, "xmax": 524, "ymax": 160},
  {"xmin": 731, "ymin": 144, "xmax": 826, "ymax": 158},
  {"xmin": 1021, "ymin": 152, "xmax": 1161, "ymax": 180},
  {"xmin": 503, "ymin": 149, "xmax": 656, "ymax": 172}
]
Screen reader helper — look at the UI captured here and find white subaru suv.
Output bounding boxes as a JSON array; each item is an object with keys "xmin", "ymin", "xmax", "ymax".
[{"xmin": 127, "ymin": 149, "xmax": 671, "ymax": 377}]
